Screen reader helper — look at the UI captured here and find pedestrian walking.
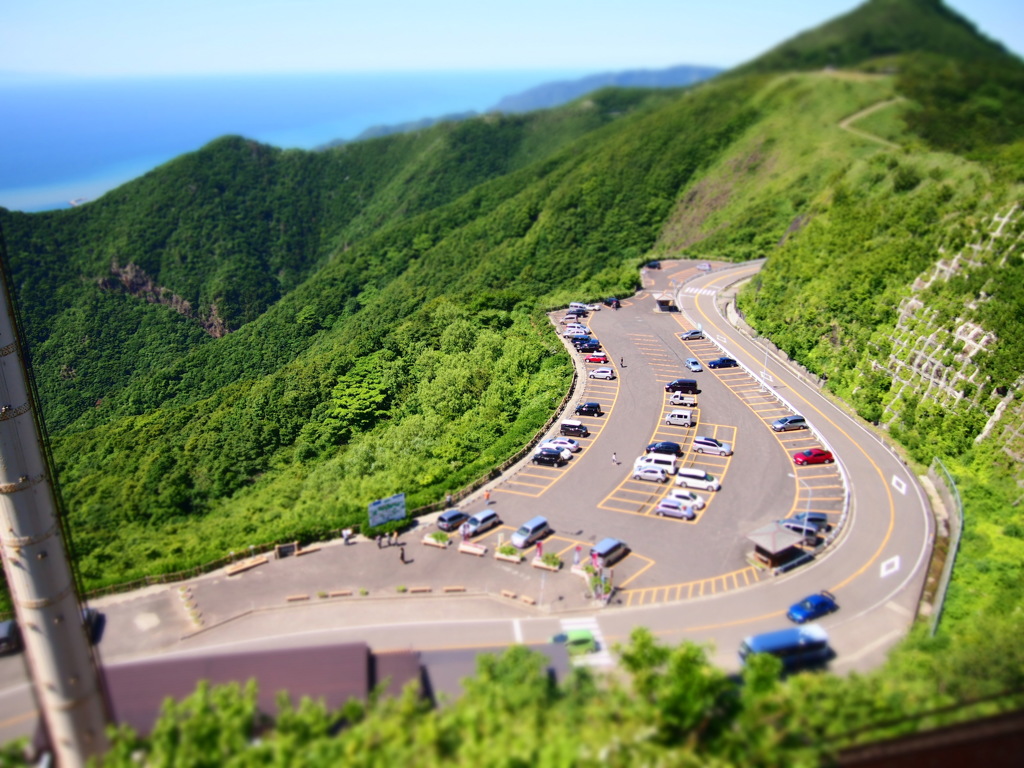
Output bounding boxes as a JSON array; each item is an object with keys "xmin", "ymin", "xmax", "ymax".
[
  {"xmin": 446, "ymin": 492, "xmax": 453, "ymax": 507},
  {"xmin": 484, "ymin": 489, "xmax": 491, "ymax": 504},
  {"xmin": 376, "ymin": 534, "xmax": 383, "ymax": 549},
  {"xmin": 573, "ymin": 545, "xmax": 582, "ymax": 567},
  {"xmin": 612, "ymin": 452, "xmax": 618, "ymax": 465},
  {"xmin": 388, "ymin": 531, "xmax": 395, "ymax": 547},
  {"xmin": 342, "ymin": 528, "xmax": 352, "ymax": 546},
  {"xmin": 620, "ymin": 357, "xmax": 625, "ymax": 368},
  {"xmin": 399, "ymin": 546, "xmax": 407, "ymax": 565}
]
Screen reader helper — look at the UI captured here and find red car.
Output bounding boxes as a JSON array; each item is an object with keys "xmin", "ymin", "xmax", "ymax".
[
  {"xmin": 793, "ymin": 448, "xmax": 834, "ymax": 465},
  {"xmin": 585, "ymin": 352, "xmax": 609, "ymax": 364}
]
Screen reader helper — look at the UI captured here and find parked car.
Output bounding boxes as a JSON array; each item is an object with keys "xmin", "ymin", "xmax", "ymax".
[
  {"xmin": 692, "ymin": 435, "xmax": 733, "ymax": 456},
  {"xmin": 793, "ymin": 448, "xmax": 833, "ymax": 465},
  {"xmin": 646, "ymin": 440, "xmax": 683, "ymax": 456},
  {"xmin": 707, "ymin": 357, "xmax": 738, "ymax": 369},
  {"xmin": 778, "ymin": 518, "xmax": 821, "ymax": 540},
  {"xmin": 665, "ymin": 378, "xmax": 698, "ymax": 394},
  {"xmin": 543, "ymin": 437, "xmax": 581, "ymax": 453},
  {"xmin": 535, "ymin": 444, "xmax": 571, "ymax": 461},
  {"xmin": 560, "ymin": 420, "xmax": 590, "ymax": 437},
  {"xmin": 591, "ymin": 537, "xmax": 629, "ymax": 566},
  {"xmin": 654, "ymin": 498, "xmax": 696, "ymax": 520},
  {"xmin": 632, "ymin": 466, "xmax": 669, "ymax": 483},
  {"xmin": 575, "ymin": 339, "xmax": 601, "ymax": 353},
  {"xmin": 589, "ymin": 367, "xmax": 616, "ymax": 380},
  {"xmin": 684, "ymin": 357, "xmax": 703, "ymax": 372},
  {"xmin": 669, "ymin": 392, "xmax": 697, "ymax": 407},
  {"xmin": 665, "ymin": 409, "xmax": 696, "ymax": 427},
  {"xmin": 82, "ymin": 608, "xmax": 103, "ymax": 644},
  {"xmin": 646, "ymin": 260, "xmax": 661, "ymax": 269},
  {"xmin": 679, "ymin": 330, "xmax": 704, "ymax": 341},
  {"xmin": 586, "ymin": 303, "xmax": 602, "ymax": 312},
  {"xmin": 584, "ymin": 352, "xmax": 609, "ymax": 364},
  {"xmin": 575, "ymin": 401, "xmax": 603, "ymax": 416},
  {"xmin": 772, "ymin": 415, "xmax": 808, "ymax": 432},
  {"xmin": 0, "ymin": 620, "xmax": 22, "ymax": 655},
  {"xmin": 787, "ymin": 591, "xmax": 839, "ymax": 623},
  {"xmin": 511, "ymin": 516, "xmax": 552, "ymax": 549},
  {"xmin": 466, "ymin": 510, "xmax": 501, "ymax": 537},
  {"xmin": 602, "ymin": 297, "xmax": 619, "ymax": 307},
  {"xmin": 792, "ymin": 512, "xmax": 831, "ymax": 531},
  {"xmin": 532, "ymin": 447, "xmax": 567, "ymax": 467},
  {"xmin": 668, "ymin": 488, "xmax": 706, "ymax": 509},
  {"xmin": 437, "ymin": 509, "xmax": 470, "ymax": 532}
]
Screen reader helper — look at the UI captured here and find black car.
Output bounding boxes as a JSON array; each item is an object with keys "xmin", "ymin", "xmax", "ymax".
[
  {"xmin": 82, "ymin": 608, "xmax": 103, "ymax": 644},
  {"xmin": 646, "ymin": 440, "xmax": 683, "ymax": 456},
  {"xmin": 0, "ymin": 620, "xmax": 22, "ymax": 655},
  {"xmin": 603, "ymin": 297, "xmax": 619, "ymax": 307},
  {"xmin": 707, "ymin": 357, "xmax": 739, "ymax": 369},
  {"xmin": 665, "ymin": 378, "xmax": 699, "ymax": 394},
  {"xmin": 437, "ymin": 509, "xmax": 470, "ymax": 532},
  {"xmin": 532, "ymin": 448, "xmax": 567, "ymax": 467},
  {"xmin": 646, "ymin": 260, "xmax": 661, "ymax": 269},
  {"xmin": 575, "ymin": 401, "xmax": 603, "ymax": 417}
]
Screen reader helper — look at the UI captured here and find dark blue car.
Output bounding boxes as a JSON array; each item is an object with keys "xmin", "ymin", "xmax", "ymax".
[{"xmin": 786, "ymin": 591, "xmax": 838, "ymax": 623}]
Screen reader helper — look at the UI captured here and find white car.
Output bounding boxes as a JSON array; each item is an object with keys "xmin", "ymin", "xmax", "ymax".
[
  {"xmin": 543, "ymin": 437, "xmax": 581, "ymax": 453},
  {"xmin": 563, "ymin": 326, "xmax": 590, "ymax": 337},
  {"xmin": 589, "ymin": 367, "xmax": 616, "ymax": 380},
  {"xmin": 654, "ymin": 498, "xmax": 696, "ymax": 520},
  {"xmin": 668, "ymin": 488, "xmax": 706, "ymax": 509},
  {"xmin": 632, "ymin": 466, "xmax": 668, "ymax": 483},
  {"xmin": 535, "ymin": 444, "xmax": 572, "ymax": 461},
  {"xmin": 586, "ymin": 303, "xmax": 602, "ymax": 311}
]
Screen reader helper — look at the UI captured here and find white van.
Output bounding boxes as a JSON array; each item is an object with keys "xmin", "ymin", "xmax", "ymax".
[
  {"xmin": 665, "ymin": 409, "xmax": 696, "ymax": 427},
  {"xmin": 675, "ymin": 467, "xmax": 721, "ymax": 491},
  {"xmin": 568, "ymin": 302, "xmax": 587, "ymax": 311},
  {"xmin": 633, "ymin": 453, "xmax": 678, "ymax": 475}
]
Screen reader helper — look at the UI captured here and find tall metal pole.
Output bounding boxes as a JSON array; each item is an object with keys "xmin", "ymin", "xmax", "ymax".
[{"xmin": 0, "ymin": 251, "xmax": 109, "ymax": 765}]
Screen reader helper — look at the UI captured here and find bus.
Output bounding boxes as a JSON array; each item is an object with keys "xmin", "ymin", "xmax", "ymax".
[{"xmin": 738, "ymin": 624, "xmax": 830, "ymax": 671}]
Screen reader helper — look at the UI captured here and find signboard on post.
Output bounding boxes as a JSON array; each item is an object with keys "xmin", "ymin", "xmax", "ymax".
[{"xmin": 368, "ymin": 493, "xmax": 407, "ymax": 528}]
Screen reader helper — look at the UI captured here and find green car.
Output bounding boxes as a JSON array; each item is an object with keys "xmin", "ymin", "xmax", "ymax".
[{"xmin": 550, "ymin": 629, "xmax": 597, "ymax": 656}]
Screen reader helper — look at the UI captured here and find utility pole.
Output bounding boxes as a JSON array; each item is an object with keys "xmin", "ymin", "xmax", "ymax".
[{"xmin": 0, "ymin": 252, "xmax": 110, "ymax": 765}]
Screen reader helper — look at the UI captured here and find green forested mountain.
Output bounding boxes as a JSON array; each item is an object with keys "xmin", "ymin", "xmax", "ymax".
[{"xmin": 2, "ymin": 0, "xmax": 1024, "ymax": 760}]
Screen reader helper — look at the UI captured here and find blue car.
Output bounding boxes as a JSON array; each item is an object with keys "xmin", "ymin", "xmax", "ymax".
[{"xmin": 787, "ymin": 591, "xmax": 838, "ymax": 623}]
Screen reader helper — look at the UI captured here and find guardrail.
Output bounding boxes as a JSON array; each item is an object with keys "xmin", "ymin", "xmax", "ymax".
[
  {"xmin": 927, "ymin": 457, "xmax": 963, "ymax": 636},
  {"xmin": 673, "ymin": 263, "xmax": 851, "ymax": 575}
]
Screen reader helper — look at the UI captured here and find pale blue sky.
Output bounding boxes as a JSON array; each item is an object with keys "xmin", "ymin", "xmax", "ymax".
[{"xmin": 3, "ymin": 0, "xmax": 1021, "ymax": 77}]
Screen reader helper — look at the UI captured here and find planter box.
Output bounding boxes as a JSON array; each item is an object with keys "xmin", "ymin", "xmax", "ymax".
[
  {"xmin": 458, "ymin": 541, "xmax": 487, "ymax": 557},
  {"xmin": 531, "ymin": 558, "xmax": 562, "ymax": 572},
  {"xmin": 495, "ymin": 550, "xmax": 523, "ymax": 564},
  {"xmin": 422, "ymin": 535, "xmax": 450, "ymax": 549}
]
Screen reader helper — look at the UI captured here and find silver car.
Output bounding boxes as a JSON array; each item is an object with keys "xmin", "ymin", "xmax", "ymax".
[
  {"xmin": 692, "ymin": 435, "xmax": 733, "ymax": 456},
  {"xmin": 684, "ymin": 357, "xmax": 703, "ymax": 372}
]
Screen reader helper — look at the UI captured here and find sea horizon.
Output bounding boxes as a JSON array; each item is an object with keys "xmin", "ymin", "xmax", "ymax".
[{"xmin": 1, "ymin": 69, "xmax": 592, "ymax": 213}]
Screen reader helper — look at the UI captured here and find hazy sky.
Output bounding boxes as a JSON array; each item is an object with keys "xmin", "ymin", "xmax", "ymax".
[{"xmin": 4, "ymin": 0, "xmax": 1022, "ymax": 78}]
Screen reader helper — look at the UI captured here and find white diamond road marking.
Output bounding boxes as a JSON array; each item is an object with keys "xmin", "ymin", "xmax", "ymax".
[
  {"xmin": 560, "ymin": 616, "xmax": 614, "ymax": 667},
  {"xmin": 880, "ymin": 555, "xmax": 900, "ymax": 578},
  {"xmin": 892, "ymin": 475, "xmax": 907, "ymax": 495}
]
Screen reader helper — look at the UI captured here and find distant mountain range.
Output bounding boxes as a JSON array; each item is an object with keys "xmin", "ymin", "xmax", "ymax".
[{"xmin": 324, "ymin": 63, "xmax": 721, "ymax": 146}]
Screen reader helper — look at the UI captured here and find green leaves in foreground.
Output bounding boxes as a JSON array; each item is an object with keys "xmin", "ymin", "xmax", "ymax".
[{"xmin": 83, "ymin": 632, "xmax": 833, "ymax": 768}]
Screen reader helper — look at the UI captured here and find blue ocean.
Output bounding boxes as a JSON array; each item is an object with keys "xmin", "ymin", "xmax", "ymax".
[{"xmin": 0, "ymin": 70, "xmax": 587, "ymax": 212}]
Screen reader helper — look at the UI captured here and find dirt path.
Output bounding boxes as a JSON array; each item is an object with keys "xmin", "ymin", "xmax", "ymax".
[{"xmin": 838, "ymin": 97, "xmax": 906, "ymax": 149}]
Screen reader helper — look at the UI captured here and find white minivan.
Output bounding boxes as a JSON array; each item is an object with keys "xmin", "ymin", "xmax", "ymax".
[
  {"xmin": 675, "ymin": 467, "xmax": 721, "ymax": 491},
  {"xmin": 633, "ymin": 453, "xmax": 678, "ymax": 475}
]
